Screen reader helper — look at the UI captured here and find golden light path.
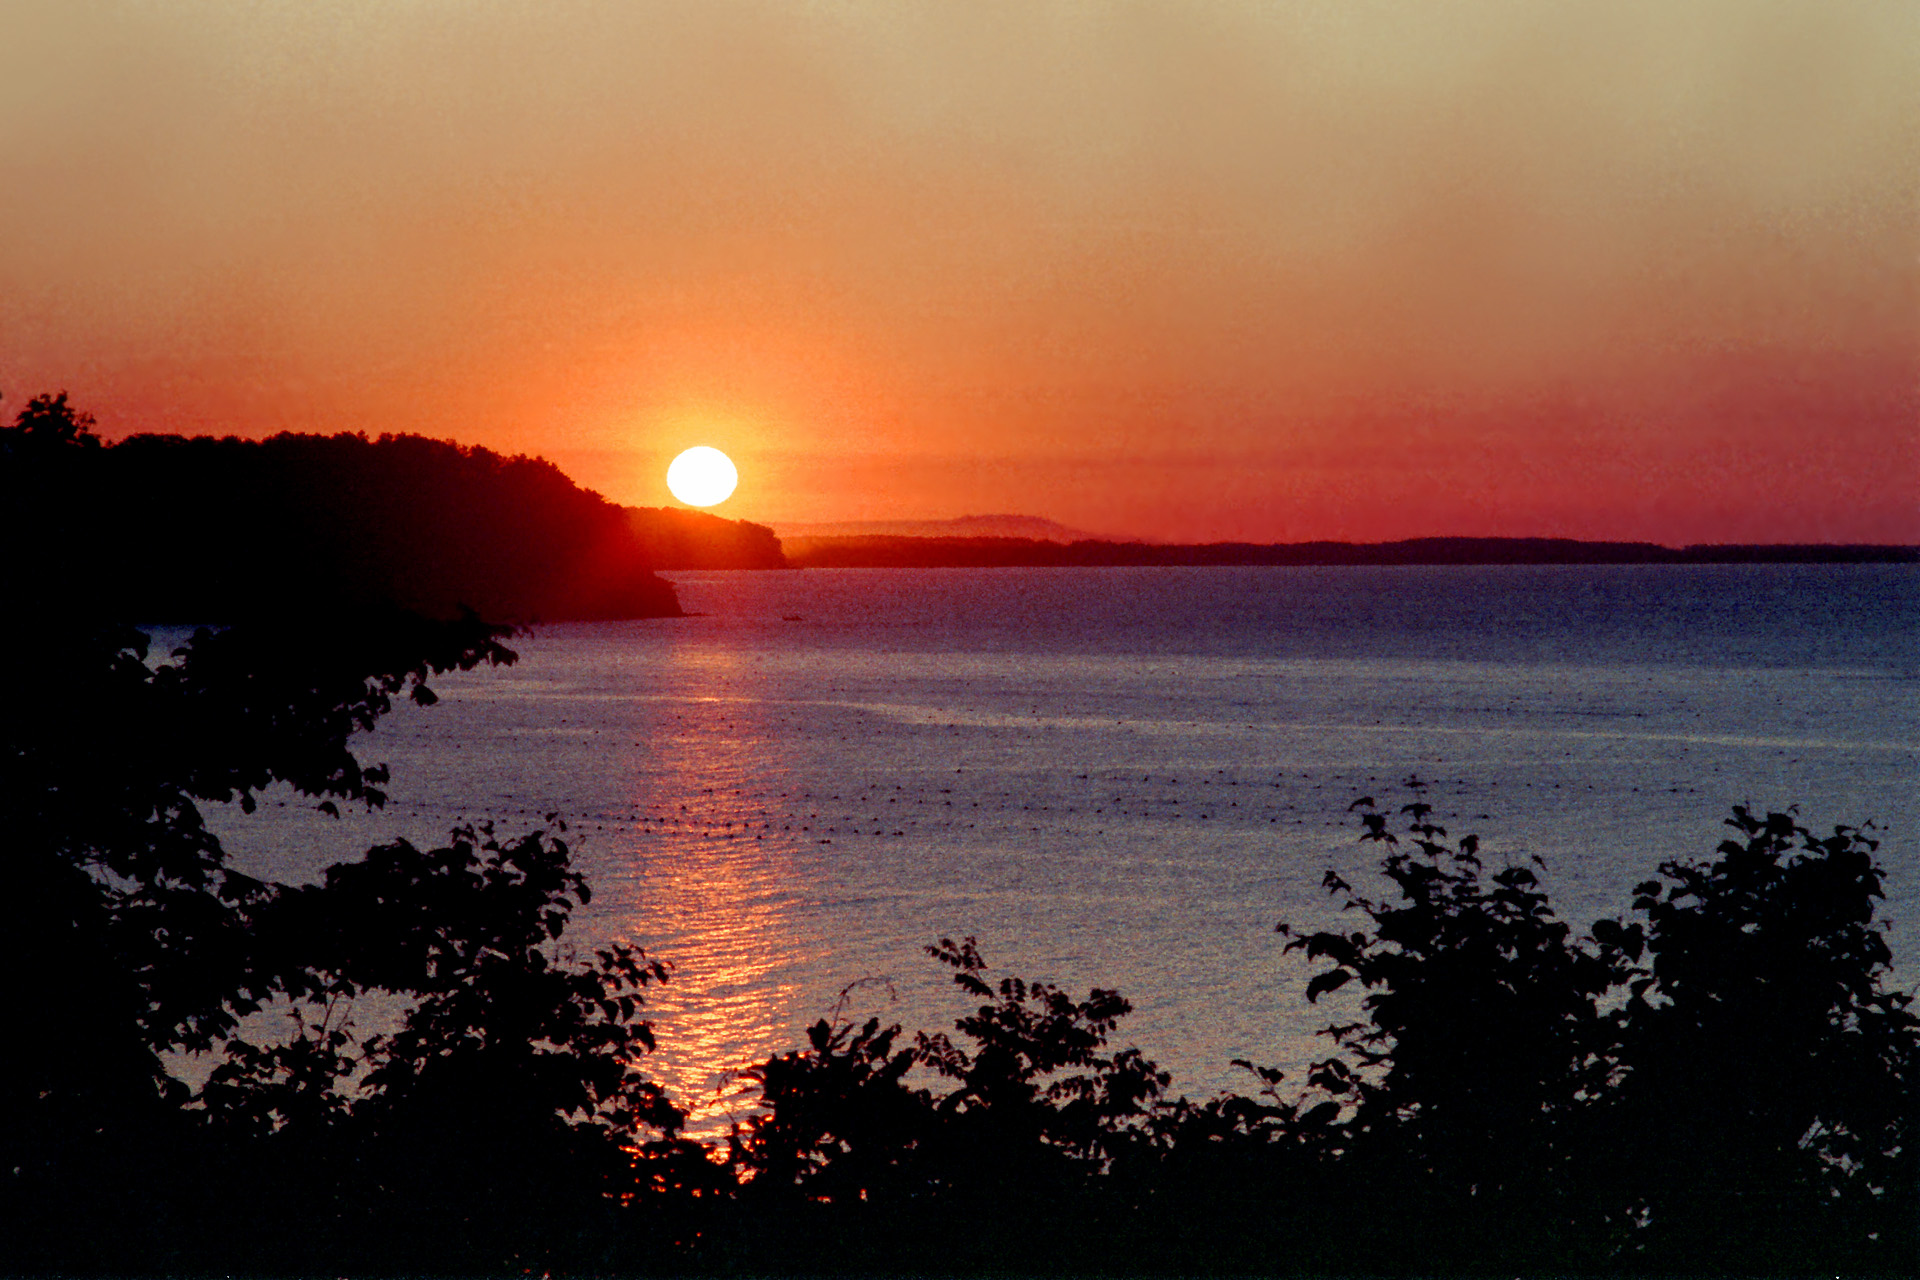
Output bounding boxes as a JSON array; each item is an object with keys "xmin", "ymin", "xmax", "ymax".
[{"xmin": 666, "ymin": 446, "xmax": 739, "ymax": 507}]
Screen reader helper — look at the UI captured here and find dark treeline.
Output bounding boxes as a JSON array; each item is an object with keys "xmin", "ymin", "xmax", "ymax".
[
  {"xmin": 0, "ymin": 392, "xmax": 695, "ymax": 622},
  {"xmin": 787, "ymin": 533, "xmax": 1920, "ymax": 569}
]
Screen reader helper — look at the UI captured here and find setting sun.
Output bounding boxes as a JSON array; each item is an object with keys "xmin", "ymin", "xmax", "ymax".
[{"xmin": 665, "ymin": 446, "xmax": 738, "ymax": 507}]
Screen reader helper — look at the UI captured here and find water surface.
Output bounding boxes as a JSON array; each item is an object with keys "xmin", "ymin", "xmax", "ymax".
[{"xmin": 212, "ymin": 565, "xmax": 1918, "ymax": 1128}]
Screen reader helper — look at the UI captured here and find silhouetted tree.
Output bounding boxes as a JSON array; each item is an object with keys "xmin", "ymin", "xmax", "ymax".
[
  {"xmin": 0, "ymin": 608, "xmax": 704, "ymax": 1274},
  {"xmin": 0, "ymin": 612, "xmax": 502, "ymax": 1268},
  {"xmin": 190, "ymin": 822, "xmax": 702, "ymax": 1273},
  {"xmin": 1281, "ymin": 793, "xmax": 1917, "ymax": 1274},
  {"xmin": 1278, "ymin": 792, "xmax": 1625, "ymax": 1268},
  {"xmin": 735, "ymin": 1012, "xmax": 926, "ymax": 1201},
  {"xmin": 725, "ymin": 937, "xmax": 1170, "ymax": 1273},
  {"xmin": 913, "ymin": 935, "xmax": 1169, "ymax": 1168},
  {"xmin": 1601, "ymin": 807, "xmax": 1918, "ymax": 1272},
  {"xmin": 0, "ymin": 391, "xmax": 101, "ymax": 456},
  {"xmin": 1106, "ymin": 1058, "xmax": 1353, "ymax": 1274}
]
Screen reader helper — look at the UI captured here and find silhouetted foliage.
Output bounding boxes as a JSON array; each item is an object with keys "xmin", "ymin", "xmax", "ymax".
[
  {"xmin": 0, "ymin": 390, "xmax": 101, "ymax": 456},
  {"xmin": 0, "ymin": 612, "xmax": 700, "ymax": 1274},
  {"xmin": 192, "ymin": 822, "xmax": 697, "ymax": 1273},
  {"xmin": 915, "ymin": 935, "xmax": 1169, "ymax": 1164},
  {"xmin": 721, "ymin": 937, "xmax": 1171, "ymax": 1272},
  {"xmin": 1602, "ymin": 806, "xmax": 1918, "ymax": 1271},
  {"xmin": 1279, "ymin": 794, "xmax": 1632, "ymax": 1268},
  {"xmin": 1279, "ymin": 792, "xmax": 1917, "ymax": 1274},
  {"xmin": 3, "ymin": 611, "xmax": 516, "ymax": 1098},
  {"xmin": 735, "ymin": 1011, "xmax": 924, "ymax": 1201}
]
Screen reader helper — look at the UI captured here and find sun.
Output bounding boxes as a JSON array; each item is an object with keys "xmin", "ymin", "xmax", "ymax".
[{"xmin": 665, "ymin": 446, "xmax": 738, "ymax": 507}]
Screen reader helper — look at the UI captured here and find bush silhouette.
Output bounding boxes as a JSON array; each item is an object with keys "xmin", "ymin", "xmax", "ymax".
[
  {"xmin": 1603, "ymin": 806, "xmax": 1918, "ymax": 1270},
  {"xmin": 725, "ymin": 936, "xmax": 1170, "ymax": 1272},
  {"xmin": 0, "ymin": 610, "xmax": 703, "ymax": 1274},
  {"xmin": 1281, "ymin": 792, "xmax": 1917, "ymax": 1274},
  {"xmin": 199, "ymin": 823, "xmax": 695, "ymax": 1272},
  {"xmin": 1278, "ymin": 795, "xmax": 1625, "ymax": 1267}
]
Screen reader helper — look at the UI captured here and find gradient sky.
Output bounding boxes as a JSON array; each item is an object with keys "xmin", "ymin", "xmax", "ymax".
[{"xmin": 4, "ymin": 1, "xmax": 1915, "ymax": 542}]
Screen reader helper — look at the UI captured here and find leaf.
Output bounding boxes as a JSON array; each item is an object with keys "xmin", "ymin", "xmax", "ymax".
[
  {"xmin": 1305, "ymin": 970, "xmax": 1353, "ymax": 1003},
  {"xmin": 1300, "ymin": 1100, "xmax": 1341, "ymax": 1128}
]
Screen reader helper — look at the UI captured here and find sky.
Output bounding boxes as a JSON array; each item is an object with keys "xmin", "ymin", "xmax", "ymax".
[{"xmin": 3, "ymin": 1, "xmax": 1915, "ymax": 543}]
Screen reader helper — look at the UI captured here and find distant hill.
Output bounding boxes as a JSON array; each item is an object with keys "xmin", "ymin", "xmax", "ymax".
[
  {"xmin": 626, "ymin": 506, "xmax": 788, "ymax": 570},
  {"xmin": 785, "ymin": 535, "xmax": 1919, "ymax": 569},
  {"xmin": 1, "ymin": 405, "xmax": 684, "ymax": 622},
  {"xmin": 775, "ymin": 514, "xmax": 1119, "ymax": 542}
]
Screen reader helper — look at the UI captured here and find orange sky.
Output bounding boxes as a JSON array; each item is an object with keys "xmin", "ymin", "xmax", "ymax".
[{"xmin": 4, "ymin": 2, "xmax": 1915, "ymax": 543}]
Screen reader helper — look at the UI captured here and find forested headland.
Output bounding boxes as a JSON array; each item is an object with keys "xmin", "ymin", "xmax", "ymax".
[
  {"xmin": 0, "ymin": 392, "xmax": 781, "ymax": 624},
  {"xmin": 4, "ymin": 392, "xmax": 1915, "ymax": 1276},
  {"xmin": 625, "ymin": 504, "xmax": 787, "ymax": 571}
]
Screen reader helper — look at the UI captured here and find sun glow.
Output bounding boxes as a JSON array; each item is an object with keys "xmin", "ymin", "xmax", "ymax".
[{"xmin": 666, "ymin": 446, "xmax": 739, "ymax": 507}]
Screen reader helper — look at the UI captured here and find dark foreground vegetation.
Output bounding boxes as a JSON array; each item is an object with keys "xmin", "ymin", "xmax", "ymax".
[
  {"xmin": 3, "ymin": 395, "xmax": 1914, "ymax": 1275},
  {"xmin": 7, "ymin": 613, "xmax": 1913, "ymax": 1276}
]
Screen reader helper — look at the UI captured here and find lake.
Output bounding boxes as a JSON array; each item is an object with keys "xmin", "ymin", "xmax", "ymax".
[{"xmin": 211, "ymin": 564, "xmax": 1918, "ymax": 1132}]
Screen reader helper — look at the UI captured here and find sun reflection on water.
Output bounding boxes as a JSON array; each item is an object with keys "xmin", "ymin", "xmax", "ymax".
[{"xmin": 584, "ymin": 646, "xmax": 834, "ymax": 1136}]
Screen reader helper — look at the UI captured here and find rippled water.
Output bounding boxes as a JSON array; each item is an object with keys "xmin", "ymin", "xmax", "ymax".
[{"xmin": 212, "ymin": 565, "xmax": 1919, "ymax": 1130}]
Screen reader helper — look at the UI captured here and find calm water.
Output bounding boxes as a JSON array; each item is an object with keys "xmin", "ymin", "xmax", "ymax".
[{"xmin": 211, "ymin": 565, "xmax": 1918, "ymax": 1130}]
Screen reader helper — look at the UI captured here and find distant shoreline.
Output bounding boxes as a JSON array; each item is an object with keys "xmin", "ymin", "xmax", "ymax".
[{"xmin": 780, "ymin": 534, "xmax": 1919, "ymax": 570}]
